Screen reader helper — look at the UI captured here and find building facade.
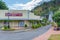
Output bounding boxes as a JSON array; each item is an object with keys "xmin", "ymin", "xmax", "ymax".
[{"xmin": 0, "ymin": 10, "xmax": 43, "ymax": 28}]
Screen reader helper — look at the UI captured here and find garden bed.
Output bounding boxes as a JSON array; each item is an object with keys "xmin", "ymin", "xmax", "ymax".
[{"xmin": 2, "ymin": 28, "xmax": 15, "ymax": 31}]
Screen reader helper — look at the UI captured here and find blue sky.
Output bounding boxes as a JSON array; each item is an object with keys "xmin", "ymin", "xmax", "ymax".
[
  {"xmin": 2, "ymin": 0, "xmax": 50, "ymax": 10},
  {"xmin": 3, "ymin": 0, "xmax": 32, "ymax": 5}
]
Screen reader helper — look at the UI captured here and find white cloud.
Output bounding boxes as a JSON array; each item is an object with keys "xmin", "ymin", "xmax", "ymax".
[{"xmin": 8, "ymin": 0, "xmax": 42, "ymax": 10}]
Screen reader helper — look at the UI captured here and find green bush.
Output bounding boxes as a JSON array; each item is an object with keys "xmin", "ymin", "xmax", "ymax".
[
  {"xmin": 57, "ymin": 22, "xmax": 60, "ymax": 27},
  {"xmin": 3, "ymin": 29, "xmax": 15, "ymax": 31},
  {"xmin": 32, "ymin": 24, "xmax": 37, "ymax": 29},
  {"xmin": 2, "ymin": 26, "xmax": 15, "ymax": 31},
  {"xmin": 38, "ymin": 23, "xmax": 42, "ymax": 27},
  {"xmin": 42, "ymin": 18, "xmax": 47, "ymax": 23},
  {"xmin": 51, "ymin": 22, "xmax": 55, "ymax": 26},
  {"xmin": 25, "ymin": 24, "xmax": 28, "ymax": 27},
  {"xmin": 52, "ymin": 11, "xmax": 60, "ymax": 27},
  {"xmin": 41, "ymin": 22, "xmax": 46, "ymax": 26},
  {"xmin": 46, "ymin": 21, "xmax": 50, "ymax": 25},
  {"xmin": 4, "ymin": 26, "xmax": 8, "ymax": 29},
  {"xmin": 32, "ymin": 23, "xmax": 42, "ymax": 29},
  {"xmin": 32, "ymin": 24, "xmax": 35, "ymax": 29},
  {"xmin": 41, "ymin": 18, "xmax": 49, "ymax": 26}
]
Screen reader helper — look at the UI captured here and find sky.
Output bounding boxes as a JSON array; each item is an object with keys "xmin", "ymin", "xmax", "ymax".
[{"xmin": 2, "ymin": 0, "xmax": 50, "ymax": 10}]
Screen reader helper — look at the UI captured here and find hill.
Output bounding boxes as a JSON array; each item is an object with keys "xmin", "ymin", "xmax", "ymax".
[{"xmin": 31, "ymin": 0, "xmax": 60, "ymax": 17}]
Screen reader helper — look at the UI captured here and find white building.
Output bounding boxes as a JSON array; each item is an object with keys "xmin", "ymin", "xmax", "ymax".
[{"xmin": 0, "ymin": 10, "xmax": 43, "ymax": 28}]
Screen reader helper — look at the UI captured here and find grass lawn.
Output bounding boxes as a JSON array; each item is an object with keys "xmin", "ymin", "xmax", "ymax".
[{"xmin": 48, "ymin": 34, "xmax": 60, "ymax": 40}]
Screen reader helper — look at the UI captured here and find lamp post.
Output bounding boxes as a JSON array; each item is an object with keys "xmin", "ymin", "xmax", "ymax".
[{"xmin": 8, "ymin": 13, "xmax": 10, "ymax": 28}]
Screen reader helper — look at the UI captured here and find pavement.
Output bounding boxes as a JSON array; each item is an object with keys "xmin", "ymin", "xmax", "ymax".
[
  {"xmin": 33, "ymin": 26, "xmax": 53, "ymax": 40},
  {"xmin": 0, "ymin": 25, "xmax": 51, "ymax": 40},
  {"xmin": 33, "ymin": 27, "xmax": 60, "ymax": 40}
]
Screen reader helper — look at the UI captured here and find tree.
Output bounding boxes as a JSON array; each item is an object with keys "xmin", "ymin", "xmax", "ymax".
[
  {"xmin": 32, "ymin": 0, "xmax": 60, "ymax": 16},
  {"xmin": 0, "ymin": 0, "xmax": 9, "ymax": 29},
  {"xmin": 31, "ymin": 0, "xmax": 60, "ymax": 22},
  {"xmin": 0, "ymin": 0, "xmax": 8, "ymax": 9},
  {"xmin": 52, "ymin": 10, "xmax": 60, "ymax": 27}
]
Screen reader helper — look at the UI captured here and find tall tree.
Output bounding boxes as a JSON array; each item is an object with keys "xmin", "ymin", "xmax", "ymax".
[
  {"xmin": 0, "ymin": 0, "xmax": 8, "ymax": 9},
  {"xmin": 32, "ymin": 0, "xmax": 60, "ymax": 19}
]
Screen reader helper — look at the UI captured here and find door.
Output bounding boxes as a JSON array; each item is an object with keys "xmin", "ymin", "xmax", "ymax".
[{"xmin": 19, "ymin": 21, "xmax": 24, "ymax": 27}]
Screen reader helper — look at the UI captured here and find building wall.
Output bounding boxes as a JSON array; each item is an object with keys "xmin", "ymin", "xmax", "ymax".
[
  {"xmin": 0, "ymin": 20, "xmax": 32, "ymax": 28},
  {"xmin": 0, "ymin": 10, "xmax": 8, "ymax": 19},
  {"xmin": 0, "ymin": 10, "xmax": 29, "ymax": 20},
  {"xmin": 9, "ymin": 20, "xmax": 31, "ymax": 28},
  {"xmin": 0, "ymin": 21, "xmax": 4, "ymax": 27},
  {"xmin": 9, "ymin": 10, "xmax": 29, "ymax": 19},
  {"xmin": 25, "ymin": 20, "xmax": 30, "ymax": 26},
  {"xmin": 9, "ymin": 21, "xmax": 19, "ymax": 28},
  {"xmin": 0, "ymin": 10, "xmax": 42, "ymax": 20},
  {"xmin": 29, "ymin": 12, "xmax": 41, "ymax": 20}
]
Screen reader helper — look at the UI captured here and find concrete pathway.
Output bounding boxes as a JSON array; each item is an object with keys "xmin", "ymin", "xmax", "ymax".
[
  {"xmin": 53, "ymin": 30, "xmax": 60, "ymax": 34},
  {"xmin": 0, "ymin": 25, "xmax": 51, "ymax": 40},
  {"xmin": 33, "ymin": 27, "xmax": 60, "ymax": 40}
]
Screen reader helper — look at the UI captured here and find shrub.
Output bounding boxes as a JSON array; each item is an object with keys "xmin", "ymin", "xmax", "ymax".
[
  {"xmin": 2, "ymin": 27, "xmax": 15, "ymax": 31},
  {"xmin": 32, "ymin": 23, "xmax": 42, "ymax": 29},
  {"xmin": 2, "ymin": 28, "xmax": 15, "ymax": 31},
  {"xmin": 41, "ymin": 18, "xmax": 48, "ymax": 26},
  {"xmin": 52, "ymin": 11, "xmax": 60, "ymax": 27},
  {"xmin": 47, "ymin": 21, "xmax": 50, "ymax": 25},
  {"xmin": 51, "ymin": 22, "xmax": 55, "ymax": 26},
  {"xmin": 2, "ymin": 26, "xmax": 15, "ymax": 31},
  {"xmin": 38, "ymin": 23, "xmax": 42, "ymax": 27},
  {"xmin": 3, "ymin": 26, "xmax": 8, "ymax": 29},
  {"xmin": 32, "ymin": 24, "xmax": 35, "ymax": 29},
  {"xmin": 42, "ymin": 18, "xmax": 47, "ymax": 23},
  {"xmin": 32, "ymin": 24, "xmax": 37, "ymax": 29},
  {"xmin": 25, "ymin": 24, "xmax": 28, "ymax": 27},
  {"xmin": 56, "ymin": 22, "xmax": 60, "ymax": 27},
  {"xmin": 41, "ymin": 22, "xmax": 46, "ymax": 26}
]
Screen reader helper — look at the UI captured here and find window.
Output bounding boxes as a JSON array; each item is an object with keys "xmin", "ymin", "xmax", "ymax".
[{"xmin": 19, "ymin": 21, "xmax": 24, "ymax": 27}]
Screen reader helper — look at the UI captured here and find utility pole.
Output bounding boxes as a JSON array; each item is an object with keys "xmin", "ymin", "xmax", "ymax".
[{"xmin": 8, "ymin": 13, "xmax": 10, "ymax": 28}]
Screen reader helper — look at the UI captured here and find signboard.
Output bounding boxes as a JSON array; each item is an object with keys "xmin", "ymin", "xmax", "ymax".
[{"xmin": 5, "ymin": 13, "xmax": 23, "ymax": 16}]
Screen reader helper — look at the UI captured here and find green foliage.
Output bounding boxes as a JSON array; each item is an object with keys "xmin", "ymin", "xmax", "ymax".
[
  {"xmin": 32, "ymin": 24, "xmax": 35, "ymax": 29},
  {"xmin": 41, "ymin": 18, "xmax": 50, "ymax": 26},
  {"xmin": 42, "ymin": 18, "xmax": 48, "ymax": 22},
  {"xmin": 38, "ymin": 23, "xmax": 42, "ymax": 27},
  {"xmin": 31, "ymin": 0, "xmax": 60, "ymax": 16},
  {"xmin": 41, "ymin": 22, "xmax": 46, "ymax": 26},
  {"xmin": 30, "ymin": 19, "xmax": 50, "ymax": 29},
  {"xmin": 3, "ymin": 26, "xmax": 8, "ymax": 29},
  {"xmin": 0, "ymin": 0, "xmax": 8, "ymax": 9},
  {"xmin": 25, "ymin": 24, "xmax": 28, "ymax": 27},
  {"xmin": 57, "ymin": 22, "xmax": 60, "ymax": 27},
  {"xmin": 32, "ymin": 23, "xmax": 42, "ymax": 29},
  {"xmin": 29, "ymin": 20, "xmax": 34, "ymax": 24},
  {"xmin": 2, "ymin": 26, "xmax": 15, "ymax": 31},
  {"xmin": 53, "ymin": 11, "xmax": 60, "ymax": 22},
  {"xmin": 51, "ymin": 22, "xmax": 57, "ymax": 27},
  {"xmin": 47, "ymin": 21, "xmax": 50, "ymax": 25},
  {"xmin": 52, "ymin": 10, "xmax": 60, "ymax": 27}
]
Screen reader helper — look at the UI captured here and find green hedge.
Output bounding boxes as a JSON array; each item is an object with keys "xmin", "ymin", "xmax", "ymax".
[{"xmin": 32, "ymin": 23, "xmax": 42, "ymax": 29}]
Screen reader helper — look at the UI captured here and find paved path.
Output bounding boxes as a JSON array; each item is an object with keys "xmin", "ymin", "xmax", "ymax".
[
  {"xmin": 33, "ymin": 27, "xmax": 60, "ymax": 40},
  {"xmin": 0, "ymin": 25, "xmax": 51, "ymax": 40},
  {"xmin": 33, "ymin": 27, "xmax": 53, "ymax": 40}
]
